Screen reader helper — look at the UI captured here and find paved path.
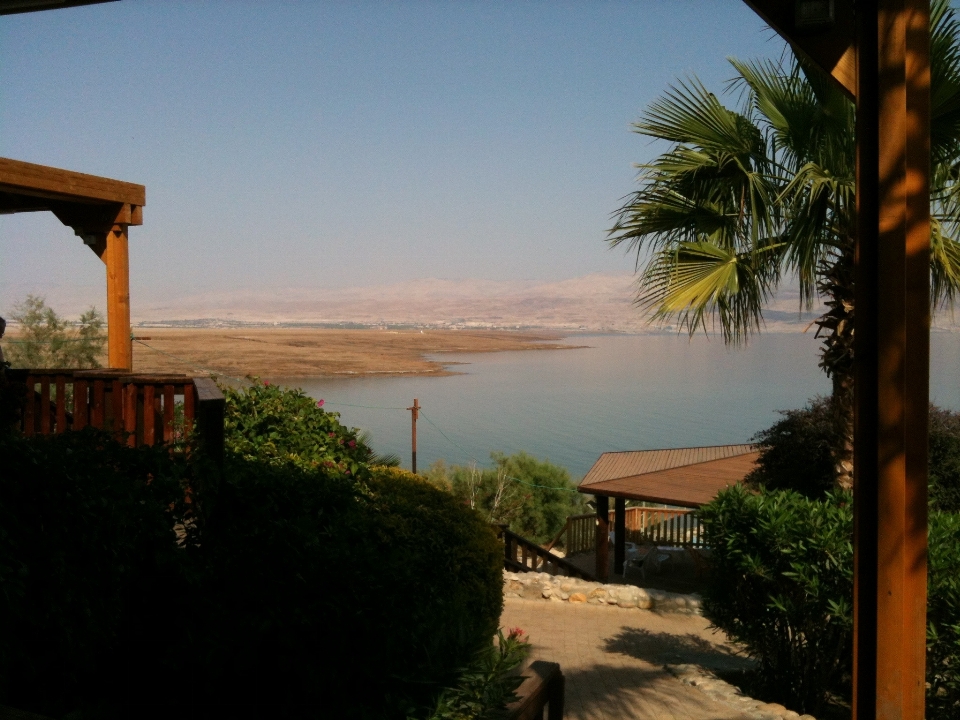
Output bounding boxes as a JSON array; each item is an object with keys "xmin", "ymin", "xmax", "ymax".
[{"xmin": 501, "ymin": 597, "xmax": 755, "ymax": 720}]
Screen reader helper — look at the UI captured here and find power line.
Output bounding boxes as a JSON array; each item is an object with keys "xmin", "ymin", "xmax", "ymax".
[{"xmin": 419, "ymin": 408, "xmax": 581, "ymax": 493}]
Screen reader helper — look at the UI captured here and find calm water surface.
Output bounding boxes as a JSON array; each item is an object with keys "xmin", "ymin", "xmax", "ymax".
[{"xmin": 273, "ymin": 332, "xmax": 960, "ymax": 479}]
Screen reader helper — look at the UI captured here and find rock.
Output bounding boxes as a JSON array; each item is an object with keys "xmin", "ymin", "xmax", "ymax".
[{"xmin": 569, "ymin": 592, "xmax": 587, "ymax": 603}]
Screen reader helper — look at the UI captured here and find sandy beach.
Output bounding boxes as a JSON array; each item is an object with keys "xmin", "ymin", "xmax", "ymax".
[{"xmin": 105, "ymin": 327, "xmax": 579, "ymax": 379}]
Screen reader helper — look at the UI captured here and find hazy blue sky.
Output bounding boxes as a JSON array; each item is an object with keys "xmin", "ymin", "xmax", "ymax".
[{"xmin": 1, "ymin": 1, "xmax": 781, "ymax": 312}]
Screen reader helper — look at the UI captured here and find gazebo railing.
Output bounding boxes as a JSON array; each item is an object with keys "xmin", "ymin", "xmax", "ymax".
[
  {"xmin": 612, "ymin": 507, "xmax": 705, "ymax": 548},
  {"xmin": 556, "ymin": 507, "xmax": 705, "ymax": 555}
]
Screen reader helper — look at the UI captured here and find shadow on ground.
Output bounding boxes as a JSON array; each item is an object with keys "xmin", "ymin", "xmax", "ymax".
[
  {"xmin": 560, "ymin": 663, "xmax": 754, "ymax": 719},
  {"xmin": 604, "ymin": 627, "xmax": 754, "ymax": 673}
]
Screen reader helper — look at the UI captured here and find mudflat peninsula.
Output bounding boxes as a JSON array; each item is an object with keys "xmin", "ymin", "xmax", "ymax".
[{"xmin": 124, "ymin": 328, "xmax": 577, "ymax": 378}]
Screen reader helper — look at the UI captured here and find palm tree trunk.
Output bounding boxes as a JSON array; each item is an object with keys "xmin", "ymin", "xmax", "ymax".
[{"xmin": 814, "ymin": 245, "xmax": 855, "ymax": 491}]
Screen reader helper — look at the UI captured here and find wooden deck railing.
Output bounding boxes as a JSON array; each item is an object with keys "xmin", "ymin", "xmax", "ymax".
[
  {"xmin": 6, "ymin": 369, "xmax": 224, "ymax": 461},
  {"xmin": 506, "ymin": 660, "xmax": 564, "ymax": 720},
  {"xmin": 612, "ymin": 507, "xmax": 705, "ymax": 548},
  {"xmin": 497, "ymin": 526, "xmax": 596, "ymax": 581},
  {"xmin": 551, "ymin": 507, "xmax": 706, "ymax": 556}
]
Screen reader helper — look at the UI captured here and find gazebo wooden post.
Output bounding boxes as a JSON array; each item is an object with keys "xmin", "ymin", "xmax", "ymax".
[
  {"xmin": 595, "ymin": 495, "xmax": 609, "ymax": 582},
  {"xmin": 103, "ymin": 222, "xmax": 132, "ymax": 370},
  {"xmin": 614, "ymin": 497, "xmax": 626, "ymax": 575}
]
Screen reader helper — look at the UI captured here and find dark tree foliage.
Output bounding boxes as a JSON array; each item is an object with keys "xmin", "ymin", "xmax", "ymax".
[
  {"xmin": 930, "ymin": 406, "xmax": 960, "ymax": 513},
  {"xmin": 748, "ymin": 399, "xmax": 960, "ymax": 505},
  {"xmin": 1, "ymin": 395, "xmax": 504, "ymax": 718},
  {"xmin": 0, "ymin": 429, "xmax": 194, "ymax": 719},
  {"xmin": 745, "ymin": 397, "xmax": 838, "ymax": 499}
]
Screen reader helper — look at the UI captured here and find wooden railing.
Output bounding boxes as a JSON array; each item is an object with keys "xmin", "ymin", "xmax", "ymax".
[
  {"xmin": 549, "ymin": 507, "xmax": 706, "ymax": 556},
  {"xmin": 506, "ymin": 660, "xmax": 564, "ymax": 720},
  {"xmin": 612, "ymin": 506, "xmax": 705, "ymax": 548},
  {"xmin": 497, "ymin": 526, "xmax": 596, "ymax": 581},
  {"xmin": 6, "ymin": 369, "xmax": 224, "ymax": 461}
]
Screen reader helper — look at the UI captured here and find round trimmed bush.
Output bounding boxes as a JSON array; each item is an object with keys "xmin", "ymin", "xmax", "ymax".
[{"xmin": 186, "ymin": 461, "xmax": 503, "ymax": 719}]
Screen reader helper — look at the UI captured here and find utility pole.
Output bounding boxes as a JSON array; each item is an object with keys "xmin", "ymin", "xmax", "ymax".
[{"xmin": 408, "ymin": 398, "xmax": 420, "ymax": 474}]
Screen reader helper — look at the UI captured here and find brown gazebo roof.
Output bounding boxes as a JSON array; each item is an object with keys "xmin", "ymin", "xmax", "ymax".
[{"xmin": 578, "ymin": 444, "xmax": 758, "ymax": 508}]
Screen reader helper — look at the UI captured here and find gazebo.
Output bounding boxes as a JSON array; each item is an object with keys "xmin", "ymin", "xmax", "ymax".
[{"xmin": 578, "ymin": 444, "xmax": 759, "ymax": 581}]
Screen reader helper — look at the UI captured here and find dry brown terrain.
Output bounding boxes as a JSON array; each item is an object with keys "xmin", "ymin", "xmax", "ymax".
[{"xmin": 110, "ymin": 327, "xmax": 579, "ymax": 378}]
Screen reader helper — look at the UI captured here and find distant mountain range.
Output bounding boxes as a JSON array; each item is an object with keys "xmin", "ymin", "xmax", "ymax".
[
  {"xmin": 11, "ymin": 271, "xmax": 919, "ymax": 333},
  {"xmin": 123, "ymin": 273, "xmax": 826, "ymax": 333}
]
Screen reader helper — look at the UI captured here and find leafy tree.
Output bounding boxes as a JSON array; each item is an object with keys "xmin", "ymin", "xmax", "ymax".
[
  {"xmin": 748, "ymin": 398, "xmax": 960, "ymax": 506},
  {"xmin": 608, "ymin": 0, "xmax": 960, "ymax": 488},
  {"xmin": 424, "ymin": 451, "xmax": 586, "ymax": 545},
  {"xmin": 745, "ymin": 396, "xmax": 838, "ymax": 499},
  {"xmin": 4, "ymin": 295, "xmax": 105, "ymax": 368}
]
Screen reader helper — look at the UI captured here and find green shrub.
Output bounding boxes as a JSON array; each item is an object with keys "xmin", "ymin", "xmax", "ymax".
[
  {"xmin": 221, "ymin": 379, "xmax": 372, "ymax": 475},
  {"xmin": 424, "ymin": 451, "xmax": 585, "ymax": 545},
  {"xmin": 699, "ymin": 486, "xmax": 853, "ymax": 715},
  {"xmin": 190, "ymin": 461, "xmax": 503, "ymax": 719},
  {"xmin": 928, "ymin": 511, "xmax": 960, "ymax": 717},
  {"xmin": 701, "ymin": 487, "xmax": 960, "ymax": 717},
  {"xmin": 0, "ymin": 429, "xmax": 193, "ymax": 718},
  {"xmin": 1, "ymin": 387, "xmax": 504, "ymax": 718},
  {"xmin": 421, "ymin": 628, "xmax": 531, "ymax": 720}
]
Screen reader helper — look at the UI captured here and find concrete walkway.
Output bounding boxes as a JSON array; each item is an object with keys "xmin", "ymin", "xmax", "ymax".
[{"xmin": 501, "ymin": 597, "xmax": 756, "ymax": 720}]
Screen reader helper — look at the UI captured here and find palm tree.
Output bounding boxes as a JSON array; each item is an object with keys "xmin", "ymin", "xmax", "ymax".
[{"xmin": 608, "ymin": 0, "xmax": 960, "ymax": 489}]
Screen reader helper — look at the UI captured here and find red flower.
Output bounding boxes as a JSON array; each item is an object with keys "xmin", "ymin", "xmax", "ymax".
[
  {"xmin": 507, "ymin": 627, "xmax": 526, "ymax": 640},
  {"xmin": 347, "ymin": 440, "xmax": 356, "ymax": 448},
  {"xmin": 317, "ymin": 399, "xmax": 325, "ymax": 407}
]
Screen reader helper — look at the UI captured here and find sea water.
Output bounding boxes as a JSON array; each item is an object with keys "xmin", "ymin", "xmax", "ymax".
[{"xmin": 277, "ymin": 332, "xmax": 960, "ymax": 479}]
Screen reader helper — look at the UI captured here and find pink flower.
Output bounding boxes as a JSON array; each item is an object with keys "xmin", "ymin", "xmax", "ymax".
[
  {"xmin": 317, "ymin": 399, "xmax": 325, "ymax": 407},
  {"xmin": 329, "ymin": 432, "xmax": 336, "ymax": 438},
  {"xmin": 507, "ymin": 627, "xmax": 526, "ymax": 640},
  {"xmin": 347, "ymin": 440, "xmax": 356, "ymax": 448},
  {"xmin": 263, "ymin": 381, "xmax": 270, "ymax": 386}
]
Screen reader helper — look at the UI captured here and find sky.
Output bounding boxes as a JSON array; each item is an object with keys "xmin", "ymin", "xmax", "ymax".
[{"xmin": 0, "ymin": 1, "xmax": 781, "ymax": 315}]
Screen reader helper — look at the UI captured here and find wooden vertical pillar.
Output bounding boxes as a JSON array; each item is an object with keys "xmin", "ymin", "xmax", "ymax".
[
  {"xmin": 614, "ymin": 497, "xmax": 626, "ymax": 575},
  {"xmin": 104, "ymin": 224, "xmax": 132, "ymax": 370},
  {"xmin": 853, "ymin": 2, "xmax": 930, "ymax": 718},
  {"xmin": 595, "ymin": 495, "xmax": 609, "ymax": 582}
]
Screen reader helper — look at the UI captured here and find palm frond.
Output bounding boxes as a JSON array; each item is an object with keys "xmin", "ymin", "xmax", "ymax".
[{"xmin": 637, "ymin": 241, "xmax": 779, "ymax": 344}]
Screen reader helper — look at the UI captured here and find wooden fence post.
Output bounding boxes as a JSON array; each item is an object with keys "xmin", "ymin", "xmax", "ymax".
[{"xmin": 193, "ymin": 378, "xmax": 225, "ymax": 474}]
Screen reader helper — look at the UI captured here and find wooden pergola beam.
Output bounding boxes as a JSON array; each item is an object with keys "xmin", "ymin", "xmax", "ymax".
[
  {"xmin": 0, "ymin": 157, "xmax": 144, "ymax": 371},
  {"xmin": 0, "ymin": 0, "xmax": 118, "ymax": 16}
]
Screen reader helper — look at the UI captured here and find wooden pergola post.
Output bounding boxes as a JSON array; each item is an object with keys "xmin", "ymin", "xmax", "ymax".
[
  {"xmin": 853, "ymin": 3, "xmax": 930, "ymax": 717},
  {"xmin": 103, "ymin": 223, "xmax": 132, "ymax": 370},
  {"xmin": 741, "ymin": 2, "xmax": 930, "ymax": 717}
]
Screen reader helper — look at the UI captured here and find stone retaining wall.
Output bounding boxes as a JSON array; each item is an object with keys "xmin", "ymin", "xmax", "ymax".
[{"xmin": 503, "ymin": 571, "xmax": 702, "ymax": 613}]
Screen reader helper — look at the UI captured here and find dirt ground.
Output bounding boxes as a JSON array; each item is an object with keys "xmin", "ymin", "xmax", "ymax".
[{"xmin": 123, "ymin": 327, "xmax": 578, "ymax": 378}]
